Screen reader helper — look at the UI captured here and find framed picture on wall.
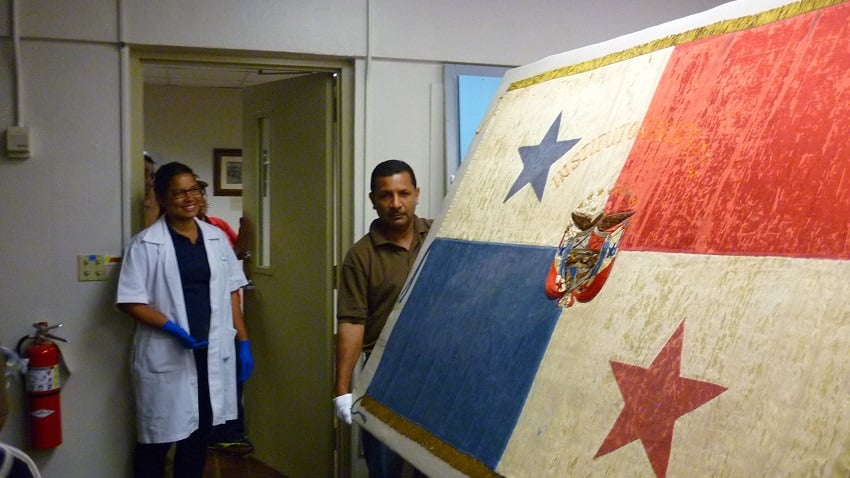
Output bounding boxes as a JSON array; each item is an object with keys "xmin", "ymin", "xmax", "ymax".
[{"xmin": 213, "ymin": 148, "xmax": 242, "ymax": 196}]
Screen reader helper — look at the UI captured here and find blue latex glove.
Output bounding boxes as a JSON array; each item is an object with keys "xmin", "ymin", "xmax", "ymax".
[
  {"xmin": 162, "ymin": 320, "xmax": 208, "ymax": 349},
  {"xmin": 237, "ymin": 340, "xmax": 254, "ymax": 382}
]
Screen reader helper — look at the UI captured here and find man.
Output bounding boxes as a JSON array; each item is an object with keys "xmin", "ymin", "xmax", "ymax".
[
  {"xmin": 333, "ymin": 160, "xmax": 432, "ymax": 478},
  {"xmin": 142, "ymin": 153, "xmax": 160, "ymax": 227}
]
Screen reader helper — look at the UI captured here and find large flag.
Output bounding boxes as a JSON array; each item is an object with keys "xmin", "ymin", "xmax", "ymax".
[{"xmin": 355, "ymin": 1, "xmax": 850, "ymax": 476}]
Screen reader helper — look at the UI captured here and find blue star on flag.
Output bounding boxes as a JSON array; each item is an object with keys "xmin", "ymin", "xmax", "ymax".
[{"xmin": 504, "ymin": 113, "xmax": 580, "ymax": 202}]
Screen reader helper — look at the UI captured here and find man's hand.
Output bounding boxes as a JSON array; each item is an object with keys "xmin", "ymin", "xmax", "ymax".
[
  {"xmin": 237, "ymin": 339, "xmax": 254, "ymax": 382},
  {"xmin": 333, "ymin": 393, "xmax": 353, "ymax": 425},
  {"xmin": 162, "ymin": 320, "xmax": 208, "ymax": 349}
]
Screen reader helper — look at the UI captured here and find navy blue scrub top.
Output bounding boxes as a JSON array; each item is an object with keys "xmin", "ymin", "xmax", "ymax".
[{"xmin": 169, "ymin": 223, "xmax": 212, "ymax": 341}]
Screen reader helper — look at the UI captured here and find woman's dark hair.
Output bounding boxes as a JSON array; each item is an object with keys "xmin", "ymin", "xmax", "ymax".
[
  {"xmin": 370, "ymin": 159, "xmax": 417, "ymax": 193},
  {"xmin": 154, "ymin": 162, "xmax": 196, "ymax": 199}
]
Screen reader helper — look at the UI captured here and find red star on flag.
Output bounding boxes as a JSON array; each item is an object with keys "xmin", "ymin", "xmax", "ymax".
[{"xmin": 595, "ymin": 321, "xmax": 727, "ymax": 477}]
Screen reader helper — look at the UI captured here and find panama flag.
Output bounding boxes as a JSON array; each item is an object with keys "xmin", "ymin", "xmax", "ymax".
[{"xmin": 355, "ymin": 1, "xmax": 850, "ymax": 476}]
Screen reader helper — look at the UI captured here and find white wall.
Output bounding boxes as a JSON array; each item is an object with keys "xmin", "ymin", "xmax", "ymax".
[
  {"xmin": 0, "ymin": 1, "xmax": 730, "ymax": 476},
  {"xmin": 0, "ymin": 38, "xmax": 133, "ymax": 476},
  {"xmin": 365, "ymin": 60, "xmax": 446, "ymax": 220}
]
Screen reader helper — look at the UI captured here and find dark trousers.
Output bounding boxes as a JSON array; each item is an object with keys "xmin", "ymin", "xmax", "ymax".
[
  {"xmin": 361, "ymin": 430, "xmax": 428, "ymax": 478},
  {"xmin": 362, "ymin": 429, "xmax": 404, "ymax": 478},
  {"xmin": 133, "ymin": 350, "xmax": 212, "ymax": 478}
]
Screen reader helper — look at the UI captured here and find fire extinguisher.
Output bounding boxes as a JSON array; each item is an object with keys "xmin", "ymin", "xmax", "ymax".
[{"xmin": 16, "ymin": 322, "xmax": 67, "ymax": 449}]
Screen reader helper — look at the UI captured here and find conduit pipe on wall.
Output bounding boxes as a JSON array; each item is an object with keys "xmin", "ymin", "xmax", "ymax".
[
  {"xmin": 11, "ymin": 0, "xmax": 23, "ymax": 126},
  {"xmin": 363, "ymin": 0, "xmax": 374, "ymax": 228},
  {"xmin": 118, "ymin": 0, "xmax": 133, "ymax": 246}
]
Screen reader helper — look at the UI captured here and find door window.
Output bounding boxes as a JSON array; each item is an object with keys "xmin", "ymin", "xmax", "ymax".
[{"xmin": 258, "ymin": 117, "xmax": 271, "ymax": 268}]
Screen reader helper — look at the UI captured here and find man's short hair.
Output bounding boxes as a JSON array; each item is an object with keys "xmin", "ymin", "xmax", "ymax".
[{"xmin": 371, "ymin": 159, "xmax": 417, "ymax": 193}]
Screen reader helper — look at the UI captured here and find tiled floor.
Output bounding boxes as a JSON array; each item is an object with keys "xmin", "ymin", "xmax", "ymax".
[{"xmin": 204, "ymin": 450, "xmax": 288, "ymax": 478}]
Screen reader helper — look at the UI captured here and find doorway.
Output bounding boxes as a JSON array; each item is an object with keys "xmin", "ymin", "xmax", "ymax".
[{"xmin": 129, "ymin": 48, "xmax": 355, "ymax": 478}]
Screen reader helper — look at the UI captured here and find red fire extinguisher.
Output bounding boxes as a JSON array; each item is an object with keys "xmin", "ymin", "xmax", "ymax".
[{"xmin": 17, "ymin": 322, "xmax": 67, "ymax": 449}]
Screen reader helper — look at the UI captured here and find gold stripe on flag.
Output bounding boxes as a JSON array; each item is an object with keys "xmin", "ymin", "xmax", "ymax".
[
  {"xmin": 508, "ymin": 0, "xmax": 849, "ymax": 92},
  {"xmin": 362, "ymin": 396, "xmax": 504, "ymax": 478}
]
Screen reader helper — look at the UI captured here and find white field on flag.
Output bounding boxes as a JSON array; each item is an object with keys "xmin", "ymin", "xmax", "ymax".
[
  {"xmin": 498, "ymin": 251, "xmax": 850, "ymax": 477},
  {"xmin": 438, "ymin": 48, "xmax": 673, "ymax": 248}
]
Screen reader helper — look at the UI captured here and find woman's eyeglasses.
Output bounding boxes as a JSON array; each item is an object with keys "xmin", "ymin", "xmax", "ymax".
[{"xmin": 170, "ymin": 185, "xmax": 204, "ymax": 199}]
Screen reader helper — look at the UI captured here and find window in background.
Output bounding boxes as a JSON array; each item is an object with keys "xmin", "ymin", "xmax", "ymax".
[
  {"xmin": 459, "ymin": 75, "xmax": 504, "ymax": 162},
  {"xmin": 444, "ymin": 64, "xmax": 510, "ymax": 188}
]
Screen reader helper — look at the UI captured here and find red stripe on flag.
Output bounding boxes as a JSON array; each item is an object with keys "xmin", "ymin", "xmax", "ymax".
[{"xmin": 608, "ymin": 3, "xmax": 850, "ymax": 258}]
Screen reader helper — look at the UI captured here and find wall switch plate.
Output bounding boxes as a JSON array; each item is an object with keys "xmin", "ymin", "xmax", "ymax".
[
  {"xmin": 77, "ymin": 254, "xmax": 108, "ymax": 281},
  {"xmin": 6, "ymin": 126, "xmax": 31, "ymax": 160}
]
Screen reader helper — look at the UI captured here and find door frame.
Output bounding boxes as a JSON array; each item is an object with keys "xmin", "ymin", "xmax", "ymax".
[
  {"xmin": 126, "ymin": 47, "xmax": 354, "ymax": 245},
  {"xmin": 124, "ymin": 46, "xmax": 356, "ymax": 476}
]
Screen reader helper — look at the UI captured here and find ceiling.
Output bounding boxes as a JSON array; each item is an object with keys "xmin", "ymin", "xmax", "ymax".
[{"xmin": 143, "ymin": 63, "xmax": 310, "ymax": 88}]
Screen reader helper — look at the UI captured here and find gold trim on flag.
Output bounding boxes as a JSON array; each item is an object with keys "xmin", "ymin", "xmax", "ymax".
[
  {"xmin": 361, "ymin": 395, "xmax": 506, "ymax": 477},
  {"xmin": 508, "ymin": 0, "xmax": 847, "ymax": 91}
]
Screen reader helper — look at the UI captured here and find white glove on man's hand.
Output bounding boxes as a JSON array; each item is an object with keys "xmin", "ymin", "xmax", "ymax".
[{"xmin": 333, "ymin": 393, "xmax": 353, "ymax": 425}]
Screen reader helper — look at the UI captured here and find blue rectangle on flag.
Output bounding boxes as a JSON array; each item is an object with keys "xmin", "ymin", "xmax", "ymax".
[{"xmin": 366, "ymin": 238, "xmax": 562, "ymax": 467}]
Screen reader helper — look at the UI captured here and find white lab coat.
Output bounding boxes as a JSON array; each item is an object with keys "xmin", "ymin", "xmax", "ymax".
[{"xmin": 116, "ymin": 216, "xmax": 248, "ymax": 443}]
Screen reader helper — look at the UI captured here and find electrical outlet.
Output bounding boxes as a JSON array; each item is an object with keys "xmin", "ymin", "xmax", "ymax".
[{"xmin": 77, "ymin": 254, "xmax": 108, "ymax": 281}]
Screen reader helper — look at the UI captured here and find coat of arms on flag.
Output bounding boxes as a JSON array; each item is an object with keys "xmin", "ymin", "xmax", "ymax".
[
  {"xmin": 354, "ymin": 1, "xmax": 850, "ymax": 476},
  {"xmin": 545, "ymin": 209, "xmax": 634, "ymax": 308}
]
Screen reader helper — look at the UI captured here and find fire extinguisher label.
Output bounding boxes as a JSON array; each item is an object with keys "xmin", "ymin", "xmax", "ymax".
[
  {"xmin": 27, "ymin": 365, "xmax": 60, "ymax": 392},
  {"xmin": 31, "ymin": 409, "xmax": 56, "ymax": 419}
]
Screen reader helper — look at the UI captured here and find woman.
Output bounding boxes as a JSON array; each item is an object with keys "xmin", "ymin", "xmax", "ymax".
[{"xmin": 116, "ymin": 162, "xmax": 252, "ymax": 478}]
